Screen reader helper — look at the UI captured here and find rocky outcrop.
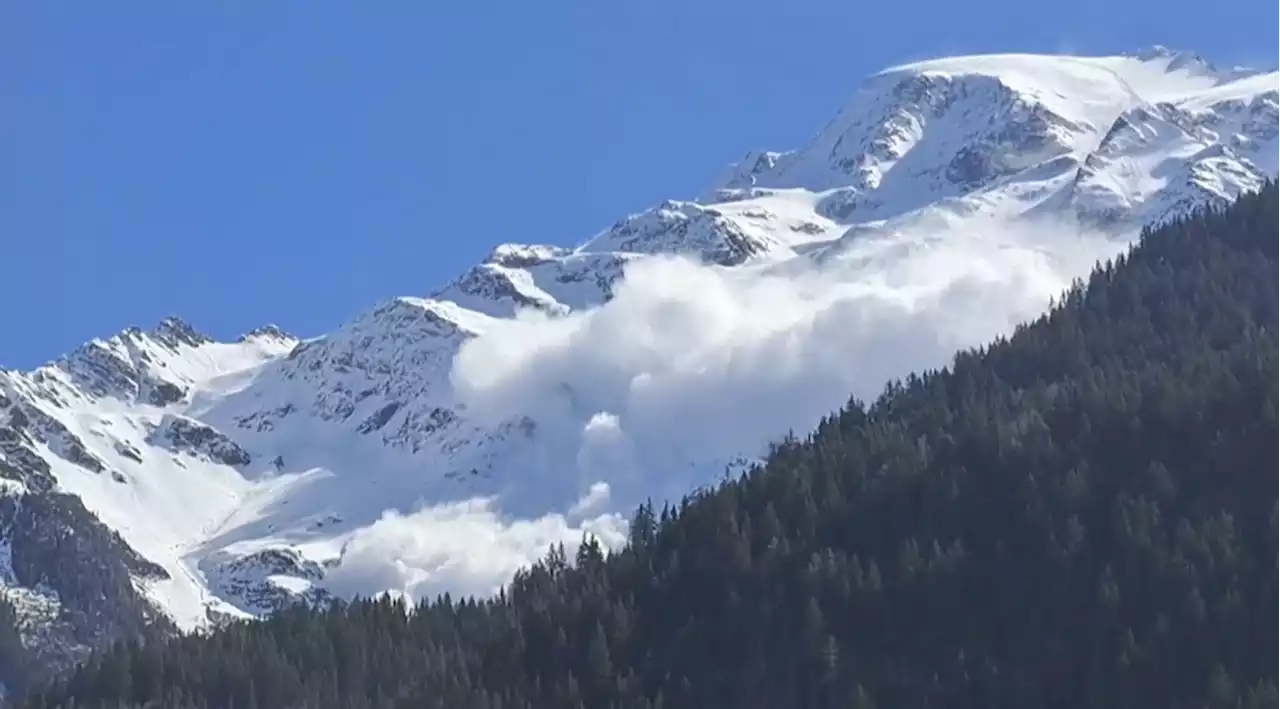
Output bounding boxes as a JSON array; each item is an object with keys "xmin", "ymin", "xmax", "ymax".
[
  {"xmin": 203, "ymin": 549, "xmax": 330, "ymax": 616},
  {"xmin": 238, "ymin": 324, "xmax": 294, "ymax": 343},
  {"xmin": 0, "ymin": 492, "xmax": 171, "ymax": 690},
  {"xmin": 583, "ymin": 201, "xmax": 773, "ymax": 266},
  {"xmin": 146, "ymin": 415, "xmax": 251, "ymax": 467},
  {"xmin": 152, "ymin": 317, "xmax": 212, "ymax": 349}
]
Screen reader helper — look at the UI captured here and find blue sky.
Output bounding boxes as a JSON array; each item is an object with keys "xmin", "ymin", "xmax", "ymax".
[{"xmin": 2, "ymin": 2, "xmax": 1275, "ymax": 368}]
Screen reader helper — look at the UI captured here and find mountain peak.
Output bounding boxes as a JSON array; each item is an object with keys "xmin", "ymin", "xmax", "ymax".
[
  {"xmin": 1131, "ymin": 44, "xmax": 1201, "ymax": 62},
  {"xmin": 238, "ymin": 324, "xmax": 294, "ymax": 343},
  {"xmin": 1128, "ymin": 45, "xmax": 1220, "ymax": 77},
  {"xmin": 153, "ymin": 316, "xmax": 211, "ymax": 349}
]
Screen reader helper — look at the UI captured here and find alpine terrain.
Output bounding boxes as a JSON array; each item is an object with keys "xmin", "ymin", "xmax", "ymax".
[{"xmin": 0, "ymin": 46, "xmax": 1275, "ymax": 688}]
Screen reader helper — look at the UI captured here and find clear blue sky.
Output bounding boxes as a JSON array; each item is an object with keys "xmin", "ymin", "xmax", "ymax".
[{"xmin": 2, "ymin": 2, "xmax": 1275, "ymax": 369}]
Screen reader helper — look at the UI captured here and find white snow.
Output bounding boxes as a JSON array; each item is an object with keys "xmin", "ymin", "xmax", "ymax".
[
  {"xmin": 1170, "ymin": 68, "xmax": 1278, "ymax": 110},
  {"xmin": 2, "ymin": 46, "xmax": 1274, "ymax": 631}
]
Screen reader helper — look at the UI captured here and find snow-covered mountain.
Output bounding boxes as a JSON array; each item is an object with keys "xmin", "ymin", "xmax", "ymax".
[{"xmin": 1, "ymin": 47, "xmax": 1275, "ymax": 684}]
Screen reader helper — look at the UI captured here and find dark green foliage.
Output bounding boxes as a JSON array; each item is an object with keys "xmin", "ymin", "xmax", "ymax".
[
  {"xmin": 8, "ymin": 493, "xmax": 171, "ymax": 630},
  {"xmin": 0, "ymin": 491, "xmax": 174, "ymax": 690},
  {"xmin": 0, "ymin": 598, "xmax": 31, "ymax": 692},
  {"xmin": 18, "ymin": 184, "xmax": 1279, "ymax": 708}
]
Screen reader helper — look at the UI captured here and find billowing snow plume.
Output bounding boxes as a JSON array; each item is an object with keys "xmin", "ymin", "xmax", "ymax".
[
  {"xmin": 456, "ymin": 220, "xmax": 1115, "ymax": 451},
  {"xmin": 323, "ymin": 216, "xmax": 1122, "ymax": 604},
  {"xmin": 324, "ymin": 492, "xmax": 627, "ymax": 602}
]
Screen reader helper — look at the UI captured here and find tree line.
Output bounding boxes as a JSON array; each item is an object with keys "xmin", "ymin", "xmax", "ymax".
[{"xmin": 13, "ymin": 183, "xmax": 1279, "ymax": 708}]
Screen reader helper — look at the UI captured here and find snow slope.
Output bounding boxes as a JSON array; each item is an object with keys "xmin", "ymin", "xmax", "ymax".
[{"xmin": 1, "ymin": 47, "xmax": 1275, "ymax": 652}]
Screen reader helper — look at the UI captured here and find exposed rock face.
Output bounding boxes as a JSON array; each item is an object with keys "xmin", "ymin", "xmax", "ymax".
[
  {"xmin": 153, "ymin": 317, "xmax": 212, "ymax": 349},
  {"xmin": 582, "ymin": 201, "xmax": 774, "ymax": 266},
  {"xmin": 0, "ymin": 319, "xmax": 295, "ymax": 688},
  {"xmin": 146, "ymin": 415, "xmax": 252, "ymax": 467},
  {"xmin": 146, "ymin": 381, "xmax": 187, "ymax": 407},
  {"xmin": 202, "ymin": 549, "xmax": 331, "ymax": 617},
  {"xmin": 356, "ymin": 402, "xmax": 402, "ymax": 434},
  {"xmin": 238, "ymin": 324, "xmax": 294, "ymax": 343},
  {"xmin": 0, "ymin": 492, "xmax": 172, "ymax": 690}
]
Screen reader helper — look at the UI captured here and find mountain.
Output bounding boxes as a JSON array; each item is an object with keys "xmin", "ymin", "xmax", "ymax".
[
  {"xmin": 1, "ymin": 47, "xmax": 1276, "ymax": 688},
  {"xmin": 23, "ymin": 181, "xmax": 1279, "ymax": 709}
]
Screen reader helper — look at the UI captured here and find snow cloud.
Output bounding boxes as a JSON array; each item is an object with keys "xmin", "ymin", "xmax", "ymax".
[
  {"xmin": 325, "ymin": 213, "xmax": 1127, "ymax": 604},
  {"xmin": 325, "ymin": 487, "xmax": 627, "ymax": 603},
  {"xmin": 451, "ymin": 214, "xmax": 1126, "ymax": 507}
]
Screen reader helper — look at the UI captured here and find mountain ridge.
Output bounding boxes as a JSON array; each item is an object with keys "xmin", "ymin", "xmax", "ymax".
[
  {"xmin": 25, "ymin": 177, "xmax": 1280, "ymax": 709},
  {"xmin": 0, "ymin": 45, "xmax": 1276, "ymax": 689}
]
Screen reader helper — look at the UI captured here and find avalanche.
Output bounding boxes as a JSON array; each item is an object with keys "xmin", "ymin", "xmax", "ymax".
[{"xmin": 0, "ymin": 48, "xmax": 1274, "ymax": 656}]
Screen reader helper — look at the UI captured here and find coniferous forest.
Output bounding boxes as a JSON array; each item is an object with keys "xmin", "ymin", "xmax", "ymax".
[{"xmin": 15, "ymin": 184, "xmax": 1279, "ymax": 708}]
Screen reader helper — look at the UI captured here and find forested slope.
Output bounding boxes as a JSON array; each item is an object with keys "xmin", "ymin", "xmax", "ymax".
[{"xmin": 19, "ymin": 184, "xmax": 1279, "ymax": 708}]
